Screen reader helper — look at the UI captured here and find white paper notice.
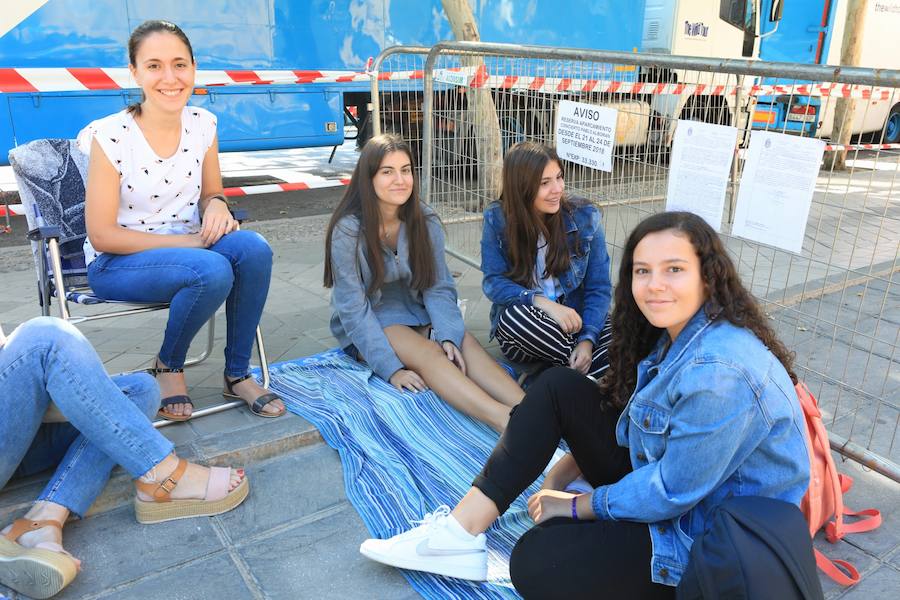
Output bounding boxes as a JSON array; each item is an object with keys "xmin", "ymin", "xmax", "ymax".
[
  {"xmin": 732, "ymin": 131, "xmax": 825, "ymax": 254},
  {"xmin": 665, "ymin": 120, "xmax": 738, "ymax": 231},
  {"xmin": 555, "ymin": 100, "xmax": 618, "ymax": 172}
]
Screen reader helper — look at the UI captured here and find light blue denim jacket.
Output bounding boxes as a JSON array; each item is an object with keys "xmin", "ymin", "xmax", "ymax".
[
  {"xmin": 328, "ymin": 204, "xmax": 465, "ymax": 381},
  {"xmin": 590, "ymin": 307, "xmax": 810, "ymax": 586},
  {"xmin": 480, "ymin": 198, "xmax": 611, "ymax": 345}
]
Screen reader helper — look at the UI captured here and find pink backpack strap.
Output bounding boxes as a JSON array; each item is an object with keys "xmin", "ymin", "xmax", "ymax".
[
  {"xmin": 805, "ymin": 396, "xmax": 847, "ymax": 536},
  {"xmin": 814, "ymin": 549, "xmax": 860, "ymax": 586},
  {"xmin": 823, "ymin": 474, "xmax": 883, "ymax": 541}
]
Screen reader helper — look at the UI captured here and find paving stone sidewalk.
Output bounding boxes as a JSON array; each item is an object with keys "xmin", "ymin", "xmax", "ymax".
[{"xmin": 0, "ymin": 214, "xmax": 897, "ymax": 599}]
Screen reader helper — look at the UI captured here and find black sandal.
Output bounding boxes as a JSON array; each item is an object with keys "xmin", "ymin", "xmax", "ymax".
[
  {"xmin": 151, "ymin": 363, "xmax": 194, "ymax": 422},
  {"xmin": 223, "ymin": 373, "xmax": 285, "ymax": 418}
]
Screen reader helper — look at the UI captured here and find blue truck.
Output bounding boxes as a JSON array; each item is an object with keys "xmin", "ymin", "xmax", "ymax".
[{"xmin": 1, "ymin": 0, "xmax": 889, "ymax": 165}]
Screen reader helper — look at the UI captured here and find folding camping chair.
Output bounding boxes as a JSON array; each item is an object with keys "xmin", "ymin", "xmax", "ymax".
[{"xmin": 8, "ymin": 139, "xmax": 270, "ymax": 425}]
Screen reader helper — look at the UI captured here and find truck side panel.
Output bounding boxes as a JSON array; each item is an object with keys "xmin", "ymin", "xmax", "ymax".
[{"xmin": 2, "ymin": 86, "xmax": 343, "ymax": 158}]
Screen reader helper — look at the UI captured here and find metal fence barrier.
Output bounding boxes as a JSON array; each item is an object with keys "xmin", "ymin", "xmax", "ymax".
[{"xmin": 369, "ymin": 41, "xmax": 900, "ymax": 482}]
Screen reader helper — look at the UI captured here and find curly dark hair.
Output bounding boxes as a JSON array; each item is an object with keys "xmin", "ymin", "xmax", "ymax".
[{"xmin": 598, "ymin": 211, "xmax": 796, "ymax": 409}]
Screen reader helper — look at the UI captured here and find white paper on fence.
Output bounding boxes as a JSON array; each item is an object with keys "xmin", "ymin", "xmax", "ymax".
[
  {"xmin": 732, "ymin": 131, "xmax": 825, "ymax": 254},
  {"xmin": 433, "ymin": 69, "xmax": 469, "ymax": 87},
  {"xmin": 665, "ymin": 120, "xmax": 738, "ymax": 231},
  {"xmin": 554, "ymin": 100, "xmax": 618, "ymax": 172}
]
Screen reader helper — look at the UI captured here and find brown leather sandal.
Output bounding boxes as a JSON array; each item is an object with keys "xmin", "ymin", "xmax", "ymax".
[
  {"xmin": 0, "ymin": 519, "xmax": 80, "ymax": 599},
  {"xmin": 134, "ymin": 458, "xmax": 249, "ymax": 524}
]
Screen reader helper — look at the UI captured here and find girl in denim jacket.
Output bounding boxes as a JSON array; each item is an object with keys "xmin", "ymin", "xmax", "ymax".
[
  {"xmin": 360, "ymin": 211, "xmax": 810, "ymax": 597},
  {"xmin": 324, "ymin": 134, "xmax": 524, "ymax": 432},
  {"xmin": 481, "ymin": 142, "xmax": 613, "ymax": 379}
]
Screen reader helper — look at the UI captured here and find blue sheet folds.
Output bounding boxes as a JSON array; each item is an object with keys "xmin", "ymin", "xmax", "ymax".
[{"xmin": 267, "ymin": 349, "xmax": 541, "ymax": 599}]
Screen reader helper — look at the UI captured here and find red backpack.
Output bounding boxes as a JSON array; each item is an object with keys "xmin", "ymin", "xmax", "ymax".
[{"xmin": 795, "ymin": 381, "xmax": 882, "ymax": 586}]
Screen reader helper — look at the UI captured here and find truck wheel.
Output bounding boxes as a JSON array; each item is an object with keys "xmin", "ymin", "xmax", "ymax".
[{"xmin": 884, "ymin": 104, "xmax": 900, "ymax": 144}]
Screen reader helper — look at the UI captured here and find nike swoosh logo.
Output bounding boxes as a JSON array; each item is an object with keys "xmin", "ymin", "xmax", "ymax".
[{"xmin": 416, "ymin": 539, "xmax": 486, "ymax": 557}]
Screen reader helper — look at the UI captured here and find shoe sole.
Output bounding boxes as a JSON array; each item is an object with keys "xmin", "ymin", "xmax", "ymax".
[
  {"xmin": 0, "ymin": 538, "xmax": 78, "ymax": 599},
  {"xmin": 134, "ymin": 477, "xmax": 250, "ymax": 524},
  {"xmin": 359, "ymin": 543, "xmax": 487, "ymax": 582}
]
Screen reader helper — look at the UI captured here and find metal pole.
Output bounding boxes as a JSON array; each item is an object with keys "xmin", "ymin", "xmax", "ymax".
[
  {"xmin": 830, "ymin": 431, "xmax": 900, "ymax": 483},
  {"xmin": 368, "ymin": 46, "xmax": 431, "ymax": 139},
  {"xmin": 422, "ymin": 48, "xmax": 438, "ymax": 205},
  {"xmin": 428, "ymin": 40, "xmax": 900, "ymax": 87}
]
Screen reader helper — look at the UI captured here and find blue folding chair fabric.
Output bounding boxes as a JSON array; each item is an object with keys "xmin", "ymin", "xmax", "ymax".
[{"xmin": 9, "ymin": 139, "xmax": 92, "ymax": 300}]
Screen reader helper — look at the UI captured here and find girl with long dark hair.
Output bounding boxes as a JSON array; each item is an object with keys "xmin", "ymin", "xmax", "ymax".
[
  {"xmin": 324, "ymin": 134, "xmax": 524, "ymax": 432},
  {"xmin": 359, "ymin": 211, "xmax": 809, "ymax": 597},
  {"xmin": 482, "ymin": 142, "xmax": 612, "ymax": 379}
]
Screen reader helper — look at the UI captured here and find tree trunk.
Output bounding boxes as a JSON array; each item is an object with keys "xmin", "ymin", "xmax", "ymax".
[
  {"xmin": 441, "ymin": 0, "xmax": 503, "ymax": 206},
  {"xmin": 827, "ymin": 0, "xmax": 867, "ymax": 170}
]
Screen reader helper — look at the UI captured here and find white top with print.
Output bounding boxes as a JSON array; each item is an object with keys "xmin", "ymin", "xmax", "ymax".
[{"xmin": 76, "ymin": 106, "xmax": 217, "ymax": 263}]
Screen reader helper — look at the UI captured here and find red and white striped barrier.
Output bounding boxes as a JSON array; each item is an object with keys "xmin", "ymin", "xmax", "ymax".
[
  {"xmin": 823, "ymin": 142, "xmax": 900, "ymax": 151},
  {"xmin": 0, "ymin": 178, "xmax": 352, "ymax": 218},
  {"xmin": 0, "ymin": 203, "xmax": 24, "ymax": 217},
  {"xmin": 223, "ymin": 178, "xmax": 350, "ymax": 196},
  {"xmin": 0, "ymin": 67, "xmax": 424, "ymax": 93},
  {"xmin": 432, "ymin": 64, "xmax": 898, "ymax": 99},
  {"xmin": 4, "ymin": 65, "xmax": 894, "ymax": 100}
]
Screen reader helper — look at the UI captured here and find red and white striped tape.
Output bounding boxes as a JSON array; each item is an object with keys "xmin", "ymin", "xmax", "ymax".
[
  {"xmin": 461, "ymin": 69, "xmax": 896, "ymax": 99},
  {"xmin": 0, "ymin": 179, "xmax": 352, "ymax": 218},
  {"xmin": 0, "ymin": 203, "xmax": 24, "ymax": 217},
  {"xmin": 3, "ymin": 65, "xmax": 895, "ymax": 100},
  {"xmin": 223, "ymin": 178, "xmax": 350, "ymax": 196},
  {"xmin": 0, "ymin": 67, "xmax": 425, "ymax": 93}
]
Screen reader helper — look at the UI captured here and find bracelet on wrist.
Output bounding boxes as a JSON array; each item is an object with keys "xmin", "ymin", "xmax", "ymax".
[{"xmin": 204, "ymin": 193, "xmax": 229, "ymax": 207}]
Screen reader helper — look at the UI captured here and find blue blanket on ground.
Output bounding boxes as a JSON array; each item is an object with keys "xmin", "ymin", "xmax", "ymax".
[{"xmin": 267, "ymin": 349, "xmax": 539, "ymax": 599}]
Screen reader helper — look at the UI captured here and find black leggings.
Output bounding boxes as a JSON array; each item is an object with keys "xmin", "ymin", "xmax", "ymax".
[{"xmin": 472, "ymin": 367, "xmax": 675, "ymax": 599}]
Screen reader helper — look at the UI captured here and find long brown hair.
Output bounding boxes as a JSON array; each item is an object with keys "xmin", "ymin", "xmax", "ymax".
[
  {"xmin": 599, "ymin": 211, "xmax": 796, "ymax": 409},
  {"xmin": 324, "ymin": 134, "xmax": 436, "ymax": 293},
  {"xmin": 126, "ymin": 20, "xmax": 195, "ymax": 117},
  {"xmin": 500, "ymin": 142, "xmax": 572, "ymax": 286}
]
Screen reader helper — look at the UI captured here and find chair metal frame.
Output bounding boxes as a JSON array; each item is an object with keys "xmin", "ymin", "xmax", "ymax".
[{"xmin": 12, "ymin": 139, "xmax": 270, "ymax": 427}]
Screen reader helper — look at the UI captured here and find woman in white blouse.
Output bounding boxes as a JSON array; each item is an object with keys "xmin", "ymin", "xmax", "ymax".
[{"xmin": 82, "ymin": 20, "xmax": 283, "ymax": 420}]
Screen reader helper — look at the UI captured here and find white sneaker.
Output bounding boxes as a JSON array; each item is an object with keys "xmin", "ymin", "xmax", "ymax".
[{"xmin": 359, "ymin": 506, "xmax": 488, "ymax": 581}]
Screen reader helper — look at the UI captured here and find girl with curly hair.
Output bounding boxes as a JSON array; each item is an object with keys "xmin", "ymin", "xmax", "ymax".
[{"xmin": 359, "ymin": 211, "xmax": 810, "ymax": 597}]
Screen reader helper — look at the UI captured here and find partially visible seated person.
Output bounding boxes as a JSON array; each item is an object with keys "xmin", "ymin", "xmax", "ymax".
[
  {"xmin": 359, "ymin": 211, "xmax": 810, "ymax": 598},
  {"xmin": 0, "ymin": 317, "xmax": 249, "ymax": 599},
  {"xmin": 324, "ymin": 133, "xmax": 524, "ymax": 432}
]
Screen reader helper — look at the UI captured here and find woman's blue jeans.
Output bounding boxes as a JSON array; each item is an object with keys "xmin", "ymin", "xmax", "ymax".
[
  {"xmin": 87, "ymin": 230, "xmax": 273, "ymax": 376},
  {"xmin": 0, "ymin": 317, "xmax": 173, "ymax": 518}
]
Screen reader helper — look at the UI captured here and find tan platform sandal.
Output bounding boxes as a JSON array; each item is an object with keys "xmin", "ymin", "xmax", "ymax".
[
  {"xmin": 134, "ymin": 458, "xmax": 249, "ymax": 524},
  {"xmin": 0, "ymin": 519, "xmax": 80, "ymax": 599}
]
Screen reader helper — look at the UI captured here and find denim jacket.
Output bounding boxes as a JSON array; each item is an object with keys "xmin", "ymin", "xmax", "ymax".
[
  {"xmin": 480, "ymin": 198, "xmax": 611, "ymax": 345},
  {"xmin": 590, "ymin": 307, "xmax": 810, "ymax": 586},
  {"xmin": 328, "ymin": 205, "xmax": 465, "ymax": 381}
]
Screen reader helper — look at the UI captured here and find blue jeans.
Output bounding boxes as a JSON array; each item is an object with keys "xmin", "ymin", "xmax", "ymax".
[
  {"xmin": 0, "ymin": 317, "xmax": 173, "ymax": 518},
  {"xmin": 88, "ymin": 230, "xmax": 273, "ymax": 376}
]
